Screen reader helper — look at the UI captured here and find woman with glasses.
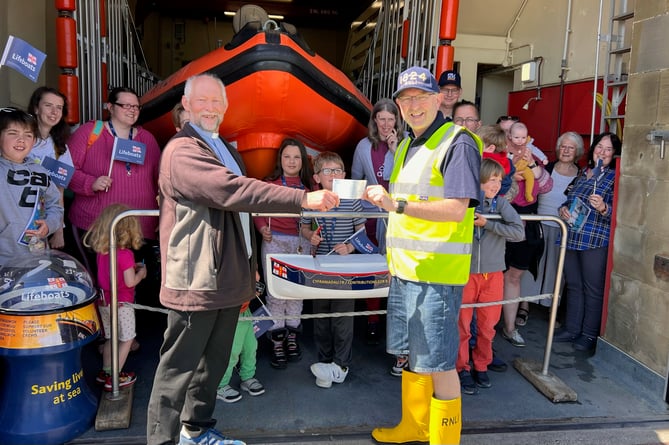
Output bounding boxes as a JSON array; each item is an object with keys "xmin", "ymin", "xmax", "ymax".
[
  {"xmin": 522, "ymin": 132, "xmax": 584, "ymax": 309},
  {"xmin": 67, "ymin": 87, "xmax": 161, "ymax": 305},
  {"xmin": 452, "ymin": 100, "xmax": 481, "ymax": 132},
  {"xmin": 27, "ymin": 87, "xmax": 73, "ymax": 249},
  {"xmin": 555, "ymin": 132, "xmax": 621, "ymax": 352},
  {"xmin": 351, "ymin": 98, "xmax": 402, "ymax": 354}
]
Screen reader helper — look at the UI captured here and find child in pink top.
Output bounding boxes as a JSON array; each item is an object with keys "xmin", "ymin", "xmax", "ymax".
[{"xmin": 83, "ymin": 203, "xmax": 146, "ymax": 391}]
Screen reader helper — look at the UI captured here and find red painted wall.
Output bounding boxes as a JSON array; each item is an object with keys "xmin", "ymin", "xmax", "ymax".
[{"xmin": 507, "ymin": 79, "xmax": 620, "ymax": 162}]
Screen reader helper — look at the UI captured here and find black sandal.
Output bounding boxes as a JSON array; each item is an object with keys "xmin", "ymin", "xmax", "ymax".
[{"xmin": 515, "ymin": 308, "xmax": 529, "ymax": 327}]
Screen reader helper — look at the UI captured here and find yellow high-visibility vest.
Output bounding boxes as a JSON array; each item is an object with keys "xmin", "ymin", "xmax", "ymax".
[{"xmin": 386, "ymin": 123, "xmax": 482, "ymax": 285}]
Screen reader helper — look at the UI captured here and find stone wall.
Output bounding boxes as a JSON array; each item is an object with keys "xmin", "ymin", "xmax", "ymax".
[{"xmin": 606, "ymin": 3, "xmax": 669, "ymax": 376}]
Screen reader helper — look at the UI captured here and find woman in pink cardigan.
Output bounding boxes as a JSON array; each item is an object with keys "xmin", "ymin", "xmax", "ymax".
[{"xmin": 67, "ymin": 87, "xmax": 161, "ymax": 307}]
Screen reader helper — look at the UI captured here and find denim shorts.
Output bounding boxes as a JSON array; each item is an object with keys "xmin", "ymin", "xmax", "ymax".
[{"xmin": 386, "ymin": 276, "xmax": 462, "ymax": 373}]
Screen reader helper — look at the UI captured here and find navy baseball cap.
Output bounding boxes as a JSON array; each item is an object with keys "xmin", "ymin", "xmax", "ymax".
[
  {"xmin": 438, "ymin": 70, "xmax": 461, "ymax": 88},
  {"xmin": 393, "ymin": 67, "xmax": 440, "ymax": 99}
]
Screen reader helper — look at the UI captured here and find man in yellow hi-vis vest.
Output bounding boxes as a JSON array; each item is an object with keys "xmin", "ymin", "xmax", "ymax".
[{"xmin": 364, "ymin": 66, "xmax": 482, "ymax": 445}]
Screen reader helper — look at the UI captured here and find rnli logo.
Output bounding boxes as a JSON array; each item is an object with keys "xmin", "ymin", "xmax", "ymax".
[
  {"xmin": 441, "ymin": 414, "xmax": 460, "ymax": 426},
  {"xmin": 272, "ymin": 262, "xmax": 287, "ymax": 279},
  {"xmin": 47, "ymin": 277, "xmax": 67, "ymax": 288}
]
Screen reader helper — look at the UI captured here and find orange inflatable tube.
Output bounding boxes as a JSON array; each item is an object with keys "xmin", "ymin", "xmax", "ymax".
[{"xmin": 140, "ymin": 24, "xmax": 372, "ymax": 179}]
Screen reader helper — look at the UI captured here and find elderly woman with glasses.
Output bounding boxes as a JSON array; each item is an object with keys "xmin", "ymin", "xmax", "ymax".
[{"xmin": 67, "ymin": 87, "xmax": 161, "ymax": 303}]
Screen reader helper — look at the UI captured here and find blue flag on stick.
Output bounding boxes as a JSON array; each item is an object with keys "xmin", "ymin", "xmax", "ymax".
[
  {"xmin": 349, "ymin": 229, "xmax": 380, "ymax": 254},
  {"xmin": 0, "ymin": 36, "xmax": 46, "ymax": 82},
  {"xmin": 40, "ymin": 156, "xmax": 75, "ymax": 188},
  {"xmin": 112, "ymin": 138, "xmax": 147, "ymax": 165}
]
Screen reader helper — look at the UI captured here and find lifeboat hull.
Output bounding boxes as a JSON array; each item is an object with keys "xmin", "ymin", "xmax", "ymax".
[
  {"xmin": 140, "ymin": 29, "xmax": 372, "ymax": 179},
  {"xmin": 266, "ymin": 254, "xmax": 390, "ymax": 300}
]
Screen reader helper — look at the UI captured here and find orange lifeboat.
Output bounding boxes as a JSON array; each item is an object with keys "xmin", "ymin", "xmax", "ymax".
[{"xmin": 139, "ymin": 21, "xmax": 372, "ymax": 179}]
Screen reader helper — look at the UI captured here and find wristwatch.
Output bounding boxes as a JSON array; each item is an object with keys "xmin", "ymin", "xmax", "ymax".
[{"xmin": 395, "ymin": 198, "xmax": 407, "ymax": 214}]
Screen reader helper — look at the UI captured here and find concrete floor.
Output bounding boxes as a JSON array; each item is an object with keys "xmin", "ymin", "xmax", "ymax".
[{"xmin": 67, "ymin": 303, "xmax": 669, "ymax": 445}]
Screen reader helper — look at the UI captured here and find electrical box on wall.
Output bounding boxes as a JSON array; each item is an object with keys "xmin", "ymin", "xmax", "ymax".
[{"xmin": 521, "ymin": 61, "xmax": 536, "ymax": 82}]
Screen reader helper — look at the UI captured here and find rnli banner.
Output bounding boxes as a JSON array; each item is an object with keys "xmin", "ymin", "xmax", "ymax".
[{"xmin": 0, "ymin": 35, "xmax": 46, "ymax": 82}]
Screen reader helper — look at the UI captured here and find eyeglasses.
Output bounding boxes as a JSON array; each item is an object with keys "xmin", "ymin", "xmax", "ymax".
[
  {"xmin": 496, "ymin": 115, "xmax": 519, "ymax": 123},
  {"xmin": 595, "ymin": 144, "xmax": 614, "ymax": 153},
  {"xmin": 114, "ymin": 102, "xmax": 142, "ymax": 111},
  {"xmin": 453, "ymin": 117, "xmax": 480, "ymax": 125},
  {"xmin": 440, "ymin": 87, "xmax": 461, "ymax": 96},
  {"xmin": 396, "ymin": 93, "xmax": 435, "ymax": 105},
  {"xmin": 318, "ymin": 168, "xmax": 345, "ymax": 176}
]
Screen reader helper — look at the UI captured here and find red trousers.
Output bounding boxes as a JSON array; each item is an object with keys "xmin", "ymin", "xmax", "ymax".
[{"xmin": 457, "ymin": 272, "xmax": 504, "ymax": 372}]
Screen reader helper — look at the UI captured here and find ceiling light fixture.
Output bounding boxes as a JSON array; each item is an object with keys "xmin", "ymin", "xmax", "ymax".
[{"xmin": 223, "ymin": 11, "xmax": 284, "ymax": 20}]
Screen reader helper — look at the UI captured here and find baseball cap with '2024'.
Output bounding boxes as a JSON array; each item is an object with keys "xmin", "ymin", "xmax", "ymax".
[{"xmin": 393, "ymin": 67, "xmax": 440, "ymax": 99}]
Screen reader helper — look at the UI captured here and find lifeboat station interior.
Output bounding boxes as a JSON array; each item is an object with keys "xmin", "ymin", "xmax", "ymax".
[{"xmin": 1, "ymin": 1, "xmax": 669, "ymax": 444}]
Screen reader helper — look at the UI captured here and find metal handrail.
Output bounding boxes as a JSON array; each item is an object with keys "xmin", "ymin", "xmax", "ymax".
[{"xmin": 105, "ymin": 209, "xmax": 567, "ymax": 395}]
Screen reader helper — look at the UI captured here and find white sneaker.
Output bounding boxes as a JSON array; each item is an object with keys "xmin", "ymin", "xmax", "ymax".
[{"xmin": 310, "ymin": 362, "xmax": 348, "ymax": 388}]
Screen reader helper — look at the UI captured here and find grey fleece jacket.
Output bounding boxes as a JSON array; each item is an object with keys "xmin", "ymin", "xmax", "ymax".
[
  {"xmin": 158, "ymin": 124, "xmax": 306, "ymax": 311},
  {"xmin": 0, "ymin": 156, "xmax": 63, "ymax": 266},
  {"xmin": 471, "ymin": 195, "xmax": 525, "ymax": 274}
]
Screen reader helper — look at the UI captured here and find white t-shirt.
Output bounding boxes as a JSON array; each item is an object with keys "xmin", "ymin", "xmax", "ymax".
[
  {"xmin": 537, "ymin": 169, "xmax": 576, "ymax": 227},
  {"xmin": 29, "ymin": 135, "xmax": 74, "ymax": 166}
]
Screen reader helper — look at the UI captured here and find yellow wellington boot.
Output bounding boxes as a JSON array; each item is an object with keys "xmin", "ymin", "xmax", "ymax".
[
  {"xmin": 372, "ymin": 370, "xmax": 433, "ymax": 444},
  {"xmin": 429, "ymin": 396, "xmax": 461, "ymax": 445}
]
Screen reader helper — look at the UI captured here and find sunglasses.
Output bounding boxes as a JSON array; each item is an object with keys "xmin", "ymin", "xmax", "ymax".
[{"xmin": 0, "ymin": 107, "xmax": 36, "ymax": 120}]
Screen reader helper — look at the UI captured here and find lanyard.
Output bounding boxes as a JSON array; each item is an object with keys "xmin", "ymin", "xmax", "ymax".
[
  {"xmin": 107, "ymin": 120, "xmax": 134, "ymax": 176},
  {"xmin": 275, "ymin": 176, "xmax": 305, "ymax": 252},
  {"xmin": 314, "ymin": 216, "xmax": 335, "ymax": 253},
  {"xmin": 280, "ymin": 175, "xmax": 305, "ymax": 189}
]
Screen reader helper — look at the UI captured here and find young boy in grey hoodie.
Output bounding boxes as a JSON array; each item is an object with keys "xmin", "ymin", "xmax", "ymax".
[
  {"xmin": 456, "ymin": 158, "xmax": 524, "ymax": 394},
  {"xmin": 0, "ymin": 107, "xmax": 63, "ymax": 267}
]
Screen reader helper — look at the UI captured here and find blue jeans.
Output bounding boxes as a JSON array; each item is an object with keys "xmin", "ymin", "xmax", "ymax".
[{"xmin": 386, "ymin": 276, "xmax": 462, "ymax": 373}]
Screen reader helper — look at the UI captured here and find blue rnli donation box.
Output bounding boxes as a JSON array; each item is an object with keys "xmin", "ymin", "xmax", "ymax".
[{"xmin": 0, "ymin": 251, "xmax": 100, "ymax": 445}]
